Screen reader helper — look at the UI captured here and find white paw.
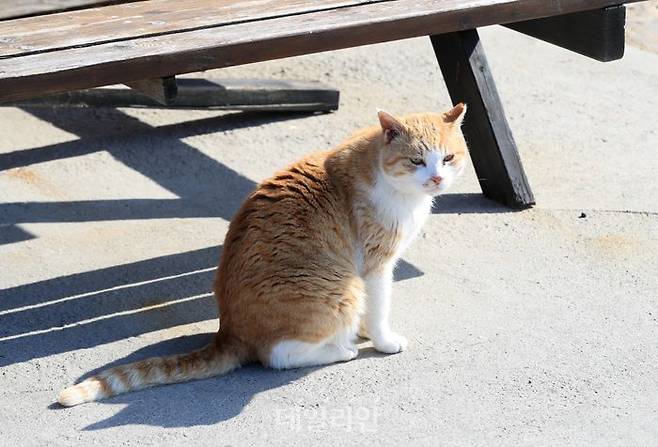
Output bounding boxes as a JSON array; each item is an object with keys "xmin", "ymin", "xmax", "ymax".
[
  {"xmin": 346, "ymin": 345, "xmax": 359, "ymax": 360},
  {"xmin": 372, "ymin": 333, "xmax": 408, "ymax": 354},
  {"xmin": 337, "ymin": 344, "xmax": 358, "ymax": 362}
]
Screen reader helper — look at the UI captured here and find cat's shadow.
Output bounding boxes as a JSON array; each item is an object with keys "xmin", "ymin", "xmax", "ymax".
[{"xmin": 53, "ymin": 333, "xmax": 385, "ymax": 430}]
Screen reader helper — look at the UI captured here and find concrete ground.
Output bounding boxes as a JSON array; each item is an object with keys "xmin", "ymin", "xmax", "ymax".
[{"xmin": 1, "ymin": 11, "xmax": 657, "ymax": 447}]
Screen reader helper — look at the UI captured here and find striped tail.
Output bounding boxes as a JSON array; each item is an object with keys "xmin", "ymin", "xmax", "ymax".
[{"xmin": 57, "ymin": 341, "xmax": 241, "ymax": 407}]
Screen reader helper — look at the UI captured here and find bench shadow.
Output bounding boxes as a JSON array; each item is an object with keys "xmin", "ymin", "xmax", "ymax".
[
  {"xmin": 0, "ymin": 245, "xmax": 222, "ymax": 367},
  {"xmin": 0, "ymin": 108, "xmax": 312, "ymax": 243}
]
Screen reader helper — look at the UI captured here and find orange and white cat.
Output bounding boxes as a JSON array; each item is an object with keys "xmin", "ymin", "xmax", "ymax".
[{"xmin": 58, "ymin": 103, "xmax": 468, "ymax": 406}]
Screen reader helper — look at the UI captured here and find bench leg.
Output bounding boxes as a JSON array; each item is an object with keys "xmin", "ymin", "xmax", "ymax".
[{"xmin": 430, "ymin": 30, "xmax": 534, "ymax": 209}]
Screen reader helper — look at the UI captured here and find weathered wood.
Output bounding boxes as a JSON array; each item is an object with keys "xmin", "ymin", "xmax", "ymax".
[
  {"xmin": 505, "ymin": 5, "xmax": 626, "ymax": 62},
  {"xmin": 0, "ymin": 0, "xmax": 380, "ymax": 58},
  {"xmin": 0, "ymin": 0, "xmax": 643, "ymax": 103},
  {"xmin": 125, "ymin": 77, "xmax": 178, "ymax": 106},
  {"xmin": 0, "ymin": 0, "xmax": 137, "ymax": 20},
  {"xmin": 431, "ymin": 30, "xmax": 535, "ymax": 208},
  {"xmin": 7, "ymin": 79, "xmax": 340, "ymax": 112}
]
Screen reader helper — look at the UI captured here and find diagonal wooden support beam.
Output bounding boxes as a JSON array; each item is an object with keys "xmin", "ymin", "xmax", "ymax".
[
  {"xmin": 504, "ymin": 6, "xmax": 626, "ymax": 62},
  {"xmin": 431, "ymin": 29, "xmax": 534, "ymax": 209}
]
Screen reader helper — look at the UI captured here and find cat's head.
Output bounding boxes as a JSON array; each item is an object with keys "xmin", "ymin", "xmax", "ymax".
[{"xmin": 376, "ymin": 104, "xmax": 468, "ymax": 197}]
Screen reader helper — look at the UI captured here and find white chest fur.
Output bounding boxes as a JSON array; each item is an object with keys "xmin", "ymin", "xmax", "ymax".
[{"xmin": 368, "ymin": 177, "xmax": 433, "ymax": 255}]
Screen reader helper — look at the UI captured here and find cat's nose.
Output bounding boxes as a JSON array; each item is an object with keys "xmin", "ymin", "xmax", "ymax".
[{"xmin": 430, "ymin": 175, "xmax": 442, "ymax": 185}]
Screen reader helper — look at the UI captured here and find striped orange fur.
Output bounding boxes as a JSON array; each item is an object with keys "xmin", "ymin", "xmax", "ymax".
[{"xmin": 57, "ymin": 104, "xmax": 468, "ymax": 406}]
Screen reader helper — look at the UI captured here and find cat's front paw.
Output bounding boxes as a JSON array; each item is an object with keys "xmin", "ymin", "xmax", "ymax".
[{"xmin": 372, "ymin": 332, "xmax": 408, "ymax": 354}]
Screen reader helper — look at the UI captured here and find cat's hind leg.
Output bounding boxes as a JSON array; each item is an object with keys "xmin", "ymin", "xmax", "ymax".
[
  {"xmin": 260, "ymin": 274, "xmax": 363, "ymax": 369},
  {"xmin": 267, "ymin": 340, "xmax": 357, "ymax": 369},
  {"xmin": 265, "ymin": 322, "xmax": 359, "ymax": 369}
]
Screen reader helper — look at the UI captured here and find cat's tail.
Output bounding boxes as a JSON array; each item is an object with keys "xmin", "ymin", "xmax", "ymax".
[{"xmin": 57, "ymin": 336, "xmax": 243, "ymax": 407}]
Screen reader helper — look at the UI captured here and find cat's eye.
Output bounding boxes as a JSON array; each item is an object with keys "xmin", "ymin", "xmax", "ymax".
[
  {"xmin": 409, "ymin": 158, "xmax": 425, "ymax": 166},
  {"xmin": 443, "ymin": 154, "xmax": 455, "ymax": 163}
]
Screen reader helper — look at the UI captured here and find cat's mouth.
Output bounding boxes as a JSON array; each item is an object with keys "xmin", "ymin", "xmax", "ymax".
[
  {"xmin": 425, "ymin": 188, "xmax": 442, "ymax": 197},
  {"xmin": 423, "ymin": 183, "xmax": 443, "ymax": 196}
]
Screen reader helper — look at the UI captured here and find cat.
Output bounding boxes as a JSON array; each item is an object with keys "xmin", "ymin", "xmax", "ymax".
[{"xmin": 57, "ymin": 103, "xmax": 468, "ymax": 406}]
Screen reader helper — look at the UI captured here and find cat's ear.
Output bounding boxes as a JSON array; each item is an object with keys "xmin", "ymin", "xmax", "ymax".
[
  {"xmin": 377, "ymin": 110, "xmax": 405, "ymax": 144},
  {"xmin": 443, "ymin": 102, "xmax": 467, "ymax": 127}
]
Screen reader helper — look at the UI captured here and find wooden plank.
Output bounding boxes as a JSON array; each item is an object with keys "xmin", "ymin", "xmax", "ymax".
[
  {"xmin": 0, "ymin": 0, "xmax": 139, "ymax": 21},
  {"xmin": 431, "ymin": 30, "xmax": 534, "ymax": 208},
  {"xmin": 125, "ymin": 76, "xmax": 177, "ymax": 105},
  {"xmin": 505, "ymin": 5, "xmax": 626, "ymax": 62},
  {"xmin": 0, "ymin": 0, "xmax": 385, "ymax": 58},
  {"xmin": 7, "ymin": 79, "xmax": 340, "ymax": 112},
  {"xmin": 0, "ymin": 0, "xmax": 643, "ymax": 103}
]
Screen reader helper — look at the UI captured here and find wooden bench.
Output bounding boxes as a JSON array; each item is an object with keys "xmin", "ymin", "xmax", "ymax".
[{"xmin": 0, "ymin": 0, "xmax": 643, "ymax": 208}]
